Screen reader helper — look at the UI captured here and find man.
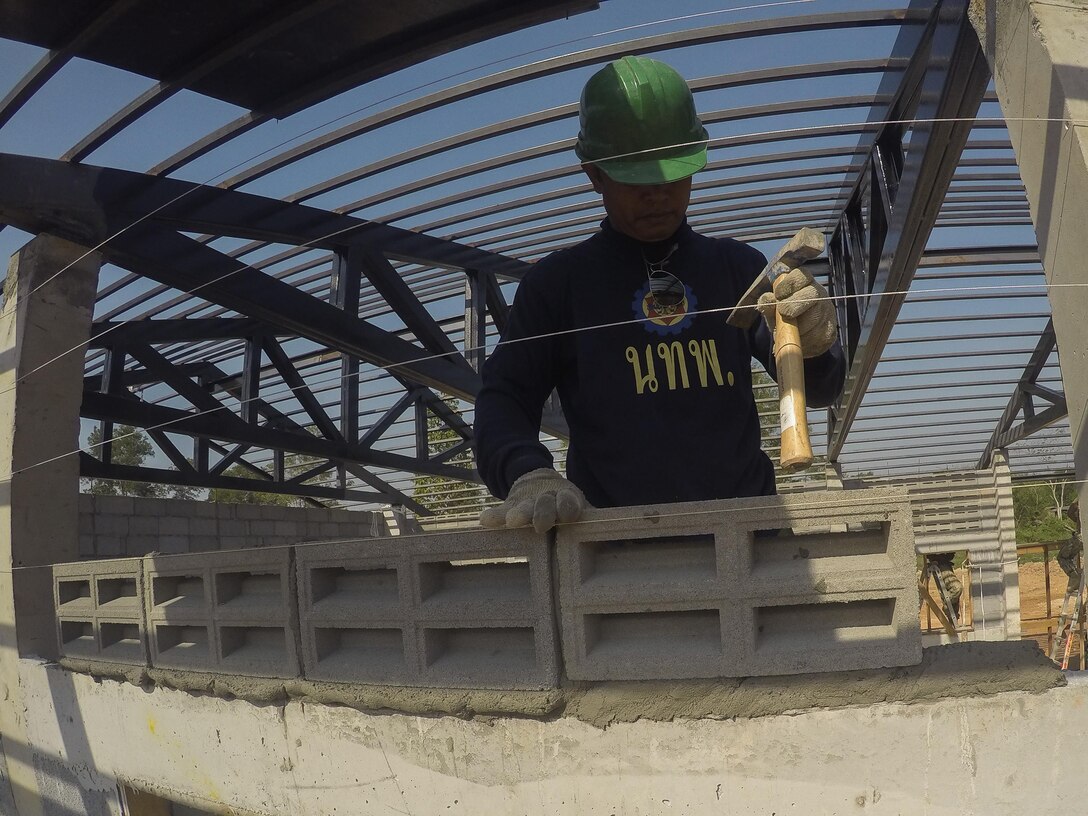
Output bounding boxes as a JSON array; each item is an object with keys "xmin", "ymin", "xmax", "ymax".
[
  {"xmin": 473, "ymin": 55, "xmax": 846, "ymax": 532},
  {"xmin": 924, "ymin": 552, "xmax": 963, "ymax": 618},
  {"xmin": 1057, "ymin": 499, "xmax": 1083, "ymax": 589}
]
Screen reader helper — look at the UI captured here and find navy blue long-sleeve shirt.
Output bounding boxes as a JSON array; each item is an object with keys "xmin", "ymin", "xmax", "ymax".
[{"xmin": 473, "ymin": 219, "xmax": 845, "ymax": 508}]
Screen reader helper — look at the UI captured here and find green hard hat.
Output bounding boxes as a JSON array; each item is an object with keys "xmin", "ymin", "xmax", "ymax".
[{"xmin": 575, "ymin": 55, "xmax": 709, "ymax": 185}]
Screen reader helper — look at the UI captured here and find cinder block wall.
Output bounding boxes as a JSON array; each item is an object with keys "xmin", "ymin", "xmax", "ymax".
[
  {"xmin": 78, "ymin": 495, "xmax": 388, "ymax": 558},
  {"xmin": 844, "ymin": 453, "xmax": 1021, "ymax": 642}
]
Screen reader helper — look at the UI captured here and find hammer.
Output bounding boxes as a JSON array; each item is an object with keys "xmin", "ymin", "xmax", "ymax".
[{"xmin": 727, "ymin": 227, "xmax": 826, "ymax": 472}]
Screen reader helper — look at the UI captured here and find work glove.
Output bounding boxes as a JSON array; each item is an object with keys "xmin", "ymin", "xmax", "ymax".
[
  {"xmin": 755, "ymin": 267, "xmax": 838, "ymax": 357},
  {"xmin": 479, "ymin": 468, "xmax": 587, "ymax": 533}
]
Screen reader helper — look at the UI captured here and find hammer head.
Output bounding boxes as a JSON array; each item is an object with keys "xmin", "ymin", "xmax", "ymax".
[{"xmin": 726, "ymin": 227, "xmax": 826, "ymax": 329}]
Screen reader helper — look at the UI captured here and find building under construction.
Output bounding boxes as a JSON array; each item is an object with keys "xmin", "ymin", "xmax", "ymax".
[{"xmin": 0, "ymin": 0, "xmax": 1085, "ymax": 813}]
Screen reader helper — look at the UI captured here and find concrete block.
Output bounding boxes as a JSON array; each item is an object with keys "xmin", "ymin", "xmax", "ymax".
[
  {"xmin": 250, "ymin": 520, "xmax": 276, "ymax": 536},
  {"xmin": 188, "ymin": 536, "xmax": 220, "ymax": 552},
  {"xmin": 53, "ymin": 558, "xmax": 147, "ymax": 666},
  {"xmin": 159, "ymin": 516, "xmax": 190, "ymax": 536},
  {"xmin": 319, "ymin": 523, "xmax": 340, "ymax": 537},
  {"xmin": 296, "ymin": 527, "xmax": 557, "ymax": 689},
  {"xmin": 236, "ymin": 505, "xmax": 266, "ymax": 520},
  {"xmin": 129, "ymin": 515, "xmax": 159, "ymax": 536},
  {"xmin": 188, "ymin": 501, "xmax": 219, "ymax": 518},
  {"xmin": 78, "ymin": 513, "xmax": 94, "ymax": 535},
  {"xmin": 219, "ymin": 520, "xmax": 247, "ymax": 537},
  {"xmin": 136, "ymin": 498, "xmax": 167, "ymax": 517},
  {"xmin": 93, "ymin": 514, "xmax": 129, "ymax": 536},
  {"xmin": 96, "ymin": 536, "xmax": 123, "ymax": 557},
  {"xmin": 274, "ymin": 521, "xmax": 299, "ymax": 537},
  {"xmin": 158, "ymin": 536, "xmax": 189, "ymax": 554},
  {"xmin": 78, "ymin": 535, "xmax": 95, "ymax": 558},
  {"xmin": 144, "ymin": 549, "xmax": 299, "ymax": 678},
  {"xmin": 96, "ymin": 496, "xmax": 134, "ymax": 516},
  {"xmin": 189, "ymin": 518, "xmax": 218, "ymax": 536},
  {"xmin": 555, "ymin": 488, "xmax": 920, "ymax": 681},
  {"xmin": 125, "ymin": 536, "xmax": 158, "ymax": 557}
]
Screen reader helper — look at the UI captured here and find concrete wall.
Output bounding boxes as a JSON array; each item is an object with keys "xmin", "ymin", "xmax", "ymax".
[
  {"xmin": 852, "ymin": 453, "xmax": 1021, "ymax": 642},
  {"xmin": 1, "ymin": 236, "xmax": 102, "ymax": 816},
  {"xmin": 556, "ymin": 488, "xmax": 920, "ymax": 680},
  {"xmin": 77, "ymin": 494, "xmax": 387, "ymax": 558},
  {"xmin": 56, "ymin": 489, "xmax": 922, "ymax": 690},
  {"xmin": 11, "ymin": 645, "xmax": 1080, "ymax": 816},
  {"xmin": 970, "ymin": 0, "xmax": 1088, "ymax": 516}
]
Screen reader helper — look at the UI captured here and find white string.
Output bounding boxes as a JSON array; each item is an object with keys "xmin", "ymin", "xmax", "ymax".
[
  {"xmin": 4, "ymin": 471, "xmax": 1083, "ymax": 574},
  {"xmin": 5, "ymin": 108, "xmax": 1076, "ymax": 404},
  {"xmin": 5, "ymin": 277, "xmax": 1085, "ymax": 484},
  {"xmin": 0, "ymin": 0, "xmax": 820, "ymax": 324}
]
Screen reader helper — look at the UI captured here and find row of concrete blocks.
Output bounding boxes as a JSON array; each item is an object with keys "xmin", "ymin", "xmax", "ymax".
[{"xmin": 54, "ymin": 488, "xmax": 921, "ymax": 688}]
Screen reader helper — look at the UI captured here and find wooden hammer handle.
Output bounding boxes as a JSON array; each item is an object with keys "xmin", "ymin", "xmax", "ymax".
[{"xmin": 773, "ymin": 280, "xmax": 813, "ymax": 472}]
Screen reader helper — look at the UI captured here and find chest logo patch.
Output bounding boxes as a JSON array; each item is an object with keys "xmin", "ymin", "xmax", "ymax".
[{"xmin": 632, "ymin": 281, "xmax": 698, "ymax": 336}]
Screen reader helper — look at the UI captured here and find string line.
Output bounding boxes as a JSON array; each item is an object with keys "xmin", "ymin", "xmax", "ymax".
[
  {"xmin": 0, "ymin": 0, "xmax": 821, "ymax": 324},
  {"xmin": 6, "ymin": 277, "xmax": 1084, "ymax": 482},
  {"xmin": 5, "ymin": 472, "xmax": 1084, "ymax": 573},
  {"xmin": 5, "ymin": 107, "xmax": 1081, "ymax": 399}
]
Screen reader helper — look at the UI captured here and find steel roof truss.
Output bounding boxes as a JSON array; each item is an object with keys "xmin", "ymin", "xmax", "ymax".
[
  {"xmin": 825, "ymin": 0, "xmax": 991, "ymax": 459},
  {"xmin": 977, "ymin": 319, "xmax": 1068, "ymax": 468}
]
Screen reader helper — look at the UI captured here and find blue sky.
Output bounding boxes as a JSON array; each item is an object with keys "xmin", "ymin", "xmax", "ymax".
[{"xmin": 0, "ymin": 0, "xmax": 1070, "ymax": 487}]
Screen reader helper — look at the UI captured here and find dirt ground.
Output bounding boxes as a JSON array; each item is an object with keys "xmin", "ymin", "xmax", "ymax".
[
  {"xmin": 917, "ymin": 556, "xmax": 1085, "ymax": 666},
  {"xmin": 918, "ymin": 558, "xmax": 1084, "ymax": 657},
  {"xmin": 1018, "ymin": 559, "xmax": 1076, "ymax": 622}
]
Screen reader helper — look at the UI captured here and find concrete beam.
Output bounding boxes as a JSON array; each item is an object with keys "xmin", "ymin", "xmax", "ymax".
[
  {"xmin": 0, "ymin": 236, "xmax": 100, "ymax": 816},
  {"xmin": 969, "ymin": 0, "xmax": 1088, "ymax": 505},
  {"xmin": 12, "ymin": 644, "xmax": 1079, "ymax": 815}
]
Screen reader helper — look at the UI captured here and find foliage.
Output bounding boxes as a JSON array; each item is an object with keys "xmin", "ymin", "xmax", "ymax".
[
  {"xmin": 1014, "ymin": 480, "xmax": 1077, "ymax": 543},
  {"xmin": 752, "ymin": 367, "xmax": 778, "ymax": 442},
  {"xmin": 207, "ymin": 426, "xmax": 339, "ymax": 507},
  {"xmin": 207, "ymin": 463, "xmax": 304, "ymax": 506},
  {"xmin": 412, "ymin": 397, "xmax": 484, "ymax": 518},
  {"xmin": 83, "ymin": 425, "xmax": 199, "ymax": 499}
]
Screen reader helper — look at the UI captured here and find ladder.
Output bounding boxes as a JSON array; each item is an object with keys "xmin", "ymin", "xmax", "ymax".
[
  {"xmin": 1050, "ymin": 582, "xmax": 1085, "ymax": 669},
  {"xmin": 919, "ymin": 560, "xmax": 960, "ymax": 637}
]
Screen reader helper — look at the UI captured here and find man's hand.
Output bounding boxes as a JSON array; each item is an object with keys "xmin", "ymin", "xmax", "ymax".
[
  {"xmin": 479, "ymin": 468, "xmax": 587, "ymax": 533},
  {"xmin": 755, "ymin": 267, "xmax": 838, "ymax": 357}
]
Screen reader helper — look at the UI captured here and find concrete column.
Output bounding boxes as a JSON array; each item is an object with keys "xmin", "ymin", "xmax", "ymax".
[
  {"xmin": 0, "ymin": 236, "xmax": 100, "ymax": 816},
  {"xmin": 969, "ymin": 1, "xmax": 1088, "ymax": 507},
  {"xmin": 990, "ymin": 451, "xmax": 1022, "ymax": 639}
]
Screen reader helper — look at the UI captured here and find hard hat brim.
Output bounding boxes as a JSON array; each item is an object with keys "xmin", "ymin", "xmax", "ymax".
[{"xmin": 595, "ymin": 142, "xmax": 708, "ymax": 185}]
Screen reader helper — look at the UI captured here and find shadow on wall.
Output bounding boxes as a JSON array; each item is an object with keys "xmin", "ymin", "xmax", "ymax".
[{"xmin": 78, "ymin": 494, "xmax": 387, "ymax": 559}]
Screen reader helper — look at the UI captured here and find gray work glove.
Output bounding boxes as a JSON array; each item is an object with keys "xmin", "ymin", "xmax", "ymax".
[
  {"xmin": 479, "ymin": 468, "xmax": 587, "ymax": 533},
  {"xmin": 755, "ymin": 267, "xmax": 838, "ymax": 357}
]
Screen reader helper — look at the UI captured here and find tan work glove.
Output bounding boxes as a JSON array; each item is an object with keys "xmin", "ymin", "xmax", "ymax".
[
  {"xmin": 755, "ymin": 267, "xmax": 838, "ymax": 357},
  {"xmin": 479, "ymin": 468, "xmax": 587, "ymax": 533}
]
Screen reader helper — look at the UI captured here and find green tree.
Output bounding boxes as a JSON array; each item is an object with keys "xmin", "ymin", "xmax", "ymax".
[
  {"xmin": 208, "ymin": 463, "xmax": 306, "ymax": 506},
  {"xmin": 752, "ymin": 368, "xmax": 779, "ymax": 446},
  {"xmin": 412, "ymin": 398, "xmax": 484, "ymax": 518},
  {"xmin": 1014, "ymin": 480, "xmax": 1077, "ymax": 543},
  {"xmin": 84, "ymin": 425, "xmax": 199, "ymax": 499},
  {"xmin": 207, "ymin": 426, "xmax": 339, "ymax": 507}
]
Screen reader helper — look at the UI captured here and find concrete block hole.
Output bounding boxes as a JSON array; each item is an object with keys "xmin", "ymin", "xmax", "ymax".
[
  {"xmin": 218, "ymin": 626, "xmax": 288, "ymax": 665},
  {"xmin": 152, "ymin": 575, "xmax": 205, "ymax": 612},
  {"xmin": 424, "ymin": 627, "xmax": 537, "ymax": 674},
  {"xmin": 313, "ymin": 627, "xmax": 406, "ymax": 674},
  {"xmin": 97, "ymin": 577, "xmax": 137, "ymax": 605},
  {"xmin": 583, "ymin": 609, "xmax": 722, "ymax": 661},
  {"xmin": 215, "ymin": 571, "xmax": 283, "ymax": 607},
  {"xmin": 579, "ymin": 535, "xmax": 716, "ymax": 586},
  {"xmin": 57, "ymin": 579, "xmax": 90, "ymax": 607},
  {"xmin": 156, "ymin": 624, "xmax": 209, "ymax": 657},
  {"xmin": 418, "ymin": 558, "xmax": 531, "ymax": 604},
  {"xmin": 755, "ymin": 598, "xmax": 897, "ymax": 652}
]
